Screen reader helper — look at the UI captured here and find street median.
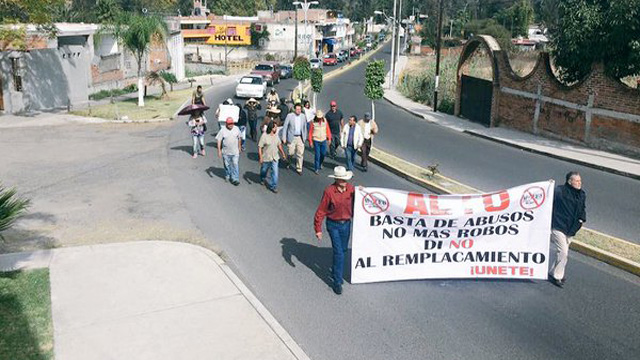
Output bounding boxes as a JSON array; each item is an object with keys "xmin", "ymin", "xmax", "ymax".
[{"xmin": 368, "ymin": 146, "xmax": 640, "ymax": 277}]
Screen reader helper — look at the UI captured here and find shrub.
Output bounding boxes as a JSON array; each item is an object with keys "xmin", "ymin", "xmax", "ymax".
[{"xmin": 265, "ymin": 53, "xmax": 276, "ymax": 61}]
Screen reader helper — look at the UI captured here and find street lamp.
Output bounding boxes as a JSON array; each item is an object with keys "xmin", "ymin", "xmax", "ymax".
[
  {"xmin": 374, "ymin": 4, "xmax": 398, "ymax": 88},
  {"xmin": 293, "ymin": 0, "xmax": 319, "ymax": 59}
]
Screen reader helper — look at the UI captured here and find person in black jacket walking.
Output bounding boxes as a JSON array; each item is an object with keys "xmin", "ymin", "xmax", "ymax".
[{"xmin": 549, "ymin": 171, "xmax": 586, "ymax": 288}]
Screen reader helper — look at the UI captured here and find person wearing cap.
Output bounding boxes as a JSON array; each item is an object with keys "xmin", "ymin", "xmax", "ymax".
[
  {"xmin": 325, "ymin": 100, "xmax": 344, "ymax": 159},
  {"xmin": 216, "ymin": 117, "xmax": 243, "ymax": 186},
  {"xmin": 340, "ymin": 115, "xmax": 364, "ymax": 171},
  {"xmin": 258, "ymin": 121, "xmax": 287, "ymax": 193},
  {"xmin": 314, "ymin": 166, "xmax": 355, "ymax": 295},
  {"xmin": 282, "ymin": 103, "xmax": 308, "ymax": 175},
  {"xmin": 357, "ymin": 112, "xmax": 378, "ymax": 172},
  {"xmin": 267, "ymin": 88, "xmax": 280, "ymax": 106},
  {"xmin": 244, "ymin": 98, "xmax": 262, "ymax": 141},
  {"xmin": 308, "ymin": 110, "xmax": 332, "ymax": 174}
]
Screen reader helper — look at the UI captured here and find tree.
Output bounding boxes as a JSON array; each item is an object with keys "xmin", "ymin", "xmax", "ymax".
[
  {"xmin": 209, "ymin": 0, "xmax": 268, "ymax": 16},
  {"xmin": 463, "ymin": 19, "xmax": 512, "ymax": 50},
  {"xmin": 0, "ymin": 0, "xmax": 64, "ymax": 50},
  {"xmin": 310, "ymin": 68, "xmax": 323, "ymax": 108},
  {"xmin": 493, "ymin": 0, "xmax": 534, "ymax": 37},
  {"xmin": 105, "ymin": 14, "xmax": 168, "ymax": 107},
  {"xmin": 160, "ymin": 70, "xmax": 178, "ymax": 91},
  {"xmin": 292, "ymin": 56, "xmax": 311, "ymax": 104},
  {"xmin": 250, "ymin": 24, "xmax": 270, "ymax": 49},
  {"xmin": 552, "ymin": 0, "xmax": 640, "ymax": 84},
  {"xmin": 96, "ymin": 0, "xmax": 123, "ymax": 24},
  {"xmin": 364, "ymin": 59, "xmax": 386, "ymax": 119},
  {"xmin": 0, "ymin": 185, "xmax": 30, "ymax": 238}
]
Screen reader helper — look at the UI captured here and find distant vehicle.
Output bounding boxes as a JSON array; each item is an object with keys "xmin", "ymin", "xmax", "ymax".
[
  {"xmin": 280, "ymin": 64, "xmax": 293, "ymax": 79},
  {"xmin": 356, "ymin": 47, "xmax": 364, "ymax": 55},
  {"xmin": 337, "ymin": 50, "xmax": 349, "ymax": 62},
  {"xmin": 250, "ymin": 62, "xmax": 281, "ymax": 86},
  {"xmin": 235, "ymin": 75, "xmax": 267, "ymax": 99},
  {"xmin": 349, "ymin": 47, "xmax": 358, "ymax": 57},
  {"xmin": 323, "ymin": 53, "xmax": 338, "ymax": 66},
  {"xmin": 310, "ymin": 58, "xmax": 323, "ymax": 69}
]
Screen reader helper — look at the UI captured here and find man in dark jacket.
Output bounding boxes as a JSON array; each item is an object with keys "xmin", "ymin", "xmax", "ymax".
[
  {"xmin": 236, "ymin": 103, "xmax": 248, "ymax": 151},
  {"xmin": 278, "ymin": 98, "xmax": 289, "ymax": 124},
  {"xmin": 244, "ymin": 98, "xmax": 262, "ymax": 141},
  {"xmin": 549, "ymin": 171, "xmax": 586, "ymax": 288}
]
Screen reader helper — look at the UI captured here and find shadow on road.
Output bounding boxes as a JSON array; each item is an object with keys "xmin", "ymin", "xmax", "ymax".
[
  {"xmin": 170, "ymin": 145, "xmax": 193, "ymax": 155},
  {"xmin": 280, "ymin": 237, "xmax": 352, "ymax": 288},
  {"xmin": 205, "ymin": 166, "xmax": 227, "ymax": 180},
  {"xmin": 242, "ymin": 171, "xmax": 261, "ymax": 185}
]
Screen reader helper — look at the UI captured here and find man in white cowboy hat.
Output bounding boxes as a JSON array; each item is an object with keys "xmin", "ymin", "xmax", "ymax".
[
  {"xmin": 282, "ymin": 103, "xmax": 308, "ymax": 175},
  {"xmin": 314, "ymin": 166, "xmax": 355, "ymax": 295},
  {"xmin": 244, "ymin": 98, "xmax": 262, "ymax": 141}
]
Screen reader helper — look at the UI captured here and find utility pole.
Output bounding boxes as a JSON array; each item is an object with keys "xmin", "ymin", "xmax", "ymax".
[
  {"xmin": 434, "ymin": 0, "xmax": 444, "ymax": 112},
  {"xmin": 390, "ymin": 0, "xmax": 397, "ymax": 87},
  {"xmin": 294, "ymin": 9, "xmax": 298, "ymax": 60},
  {"xmin": 395, "ymin": 0, "xmax": 402, "ymax": 84}
]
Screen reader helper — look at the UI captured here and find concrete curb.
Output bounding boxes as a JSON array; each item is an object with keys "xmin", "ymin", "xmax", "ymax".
[
  {"xmin": 570, "ymin": 241, "xmax": 640, "ymax": 277},
  {"xmin": 367, "ymin": 146, "xmax": 640, "ymax": 277},
  {"xmin": 463, "ymin": 131, "xmax": 640, "ymax": 182}
]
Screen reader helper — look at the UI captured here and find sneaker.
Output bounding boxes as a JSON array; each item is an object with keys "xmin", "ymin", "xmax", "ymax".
[
  {"xmin": 314, "ymin": 170, "xmax": 319, "ymax": 175},
  {"xmin": 192, "ymin": 153, "xmax": 198, "ymax": 159},
  {"xmin": 201, "ymin": 150, "xmax": 206, "ymax": 156},
  {"xmin": 549, "ymin": 276, "xmax": 564, "ymax": 288},
  {"xmin": 232, "ymin": 181, "xmax": 239, "ymax": 186},
  {"xmin": 270, "ymin": 187, "xmax": 278, "ymax": 194}
]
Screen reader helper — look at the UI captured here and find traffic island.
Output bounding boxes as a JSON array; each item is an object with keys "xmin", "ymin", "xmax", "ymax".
[
  {"xmin": 71, "ymin": 88, "xmax": 196, "ymax": 122},
  {"xmin": 368, "ymin": 146, "xmax": 640, "ymax": 277}
]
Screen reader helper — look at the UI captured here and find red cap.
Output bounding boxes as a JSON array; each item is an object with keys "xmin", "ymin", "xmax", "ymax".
[
  {"xmin": 330, "ymin": 101, "xmax": 337, "ymax": 106},
  {"xmin": 225, "ymin": 117, "xmax": 234, "ymax": 124}
]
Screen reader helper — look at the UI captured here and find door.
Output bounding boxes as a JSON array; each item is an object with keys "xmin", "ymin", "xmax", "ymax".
[{"xmin": 460, "ymin": 75, "xmax": 493, "ymax": 127}]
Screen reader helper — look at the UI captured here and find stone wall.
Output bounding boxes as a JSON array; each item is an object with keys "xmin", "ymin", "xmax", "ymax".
[{"xmin": 456, "ymin": 36, "xmax": 640, "ymax": 157}]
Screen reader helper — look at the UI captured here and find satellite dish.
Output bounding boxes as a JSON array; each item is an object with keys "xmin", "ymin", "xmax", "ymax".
[{"xmin": 142, "ymin": 8, "xmax": 148, "ymax": 14}]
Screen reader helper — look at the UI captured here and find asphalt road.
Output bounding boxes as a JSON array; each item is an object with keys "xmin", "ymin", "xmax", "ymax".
[
  {"xmin": 313, "ymin": 42, "xmax": 640, "ymax": 244},
  {"xmin": 166, "ymin": 58, "xmax": 640, "ymax": 359}
]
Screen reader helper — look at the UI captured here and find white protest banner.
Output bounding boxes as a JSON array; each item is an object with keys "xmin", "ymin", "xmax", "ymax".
[
  {"xmin": 351, "ymin": 181, "xmax": 554, "ymax": 284},
  {"xmin": 217, "ymin": 104, "xmax": 239, "ymax": 123}
]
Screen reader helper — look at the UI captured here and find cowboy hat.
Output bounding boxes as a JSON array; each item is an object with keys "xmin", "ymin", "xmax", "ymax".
[
  {"xmin": 315, "ymin": 110, "xmax": 324, "ymax": 118},
  {"xmin": 268, "ymin": 106, "xmax": 281, "ymax": 114},
  {"xmin": 328, "ymin": 166, "xmax": 353, "ymax": 180},
  {"xmin": 246, "ymin": 98, "xmax": 258, "ymax": 104}
]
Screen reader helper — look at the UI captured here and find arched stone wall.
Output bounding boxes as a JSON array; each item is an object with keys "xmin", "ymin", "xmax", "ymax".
[
  {"xmin": 454, "ymin": 35, "xmax": 502, "ymax": 126},
  {"xmin": 454, "ymin": 35, "xmax": 640, "ymax": 157}
]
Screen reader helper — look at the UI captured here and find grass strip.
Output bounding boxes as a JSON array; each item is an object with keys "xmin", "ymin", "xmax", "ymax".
[
  {"xmin": 0, "ymin": 269, "xmax": 53, "ymax": 360},
  {"xmin": 72, "ymin": 88, "xmax": 194, "ymax": 121}
]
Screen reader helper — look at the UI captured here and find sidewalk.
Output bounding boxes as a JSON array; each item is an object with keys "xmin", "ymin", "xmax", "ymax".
[
  {"xmin": 0, "ymin": 241, "xmax": 309, "ymax": 360},
  {"xmin": 384, "ymin": 55, "xmax": 640, "ymax": 180}
]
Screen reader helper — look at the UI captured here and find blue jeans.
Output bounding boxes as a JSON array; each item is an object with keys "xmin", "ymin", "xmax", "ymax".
[
  {"xmin": 326, "ymin": 219, "xmax": 351, "ymax": 286},
  {"xmin": 345, "ymin": 146, "xmax": 357, "ymax": 171},
  {"xmin": 223, "ymin": 154, "xmax": 239, "ymax": 182},
  {"xmin": 260, "ymin": 160, "xmax": 279, "ymax": 190},
  {"xmin": 313, "ymin": 140, "xmax": 327, "ymax": 171}
]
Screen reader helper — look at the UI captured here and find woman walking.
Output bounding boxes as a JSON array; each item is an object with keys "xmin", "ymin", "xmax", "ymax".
[
  {"xmin": 187, "ymin": 110, "xmax": 207, "ymax": 158},
  {"xmin": 308, "ymin": 110, "xmax": 332, "ymax": 174}
]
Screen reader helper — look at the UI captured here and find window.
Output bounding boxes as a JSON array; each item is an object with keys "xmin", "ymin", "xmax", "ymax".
[
  {"xmin": 11, "ymin": 58, "xmax": 23, "ymax": 92},
  {"xmin": 254, "ymin": 64, "xmax": 274, "ymax": 71},
  {"xmin": 227, "ymin": 26, "xmax": 237, "ymax": 36}
]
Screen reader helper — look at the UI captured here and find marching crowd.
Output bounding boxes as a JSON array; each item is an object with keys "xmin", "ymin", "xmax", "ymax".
[
  {"xmin": 186, "ymin": 88, "xmax": 379, "ymax": 192},
  {"xmin": 184, "ymin": 86, "xmax": 587, "ymax": 296}
]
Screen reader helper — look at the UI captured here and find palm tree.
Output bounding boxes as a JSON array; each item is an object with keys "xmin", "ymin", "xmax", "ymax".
[
  {"xmin": 0, "ymin": 185, "xmax": 30, "ymax": 238},
  {"xmin": 146, "ymin": 71, "xmax": 168, "ymax": 99},
  {"xmin": 106, "ymin": 14, "xmax": 168, "ymax": 107}
]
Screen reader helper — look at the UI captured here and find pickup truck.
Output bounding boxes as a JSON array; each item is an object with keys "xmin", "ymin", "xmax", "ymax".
[{"xmin": 250, "ymin": 62, "xmax": 281, "ymax": 86}]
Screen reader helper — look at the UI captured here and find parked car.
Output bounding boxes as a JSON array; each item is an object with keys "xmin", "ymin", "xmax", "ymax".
[
  {"xmin": 250, "ymin": 62, "xmax": 281, "ymax": 86},
  {"xmin": 235, "ymin": 75, "xmax": 268, "ymax": 99},
  {"xmin": 310, "ymin": 58, "xmax": 323, "ymax": 69},
  {"xmin": 280, "ymin": 64, "xmax": 293, "ymax": 79},
  {"xmin": 322, "ymin": 53, "xmax": 338, "ymax": 66},
  {"xmin": 337, "ymin": 50, "xmax": 349, "ymax": 62},
  {"xmin": 349, "ymin": 47, "xmax": 358, "ymax": 57},
  {"xmin": 356, "ymin": 47, "xmax": 364, "ymax": 55}
]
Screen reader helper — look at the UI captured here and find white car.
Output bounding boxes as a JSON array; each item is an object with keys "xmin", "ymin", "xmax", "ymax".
[
  {"xmin": 235, "ymin": 75, "xmax": 267, "ymax": 99},
  {"xmin": 310, "ymin": 58, "xmax": 322, "ymax": 69}
]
